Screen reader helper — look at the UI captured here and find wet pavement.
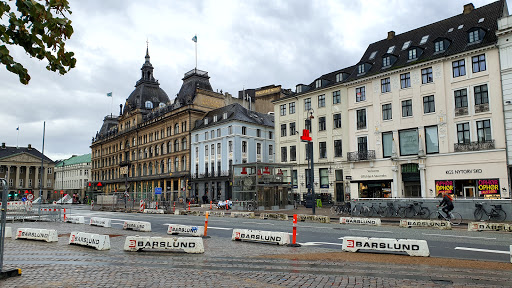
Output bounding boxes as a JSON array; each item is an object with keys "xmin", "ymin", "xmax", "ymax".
[{"xmin": 1, "ymin": 220, "xmax": 511, "ymax": 287}]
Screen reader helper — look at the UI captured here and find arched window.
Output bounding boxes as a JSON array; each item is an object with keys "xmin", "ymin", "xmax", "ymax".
[
  {"xmin": 155, "ymin": 145, "xmax": 159, "ymax": 156},
  {"xmin": 143, "ymin": 164, "xmax": 147, "ymax": 176},
  {"xmin": 174, "ymin": 140, "xmax": 179, "ymax": 152},
  {"xmin": 161, "ymin": 144, "xmax": 164, "ymax": 155},
  {"xmin": 168, "ymin": 159, "xmax": 172, "ymax": 173},
  {"xmin": 131, "ymin": 166, "xmax": 135, "ymax": 177},
  {"xmin": 155, "ymin": 161, "xmax": 159, "ymax": 174},
  {"xmin": 149, "ymin": 163, "xmax": 153, "ymax": 175},
  {"xmin": 144, "ymin": 148, "xmax": 148, "ymax": 159},
  {"xmin": 174, "ymin": 157, "xmax": 179, "ymax": 171},
  {"xmin": 160, "ymin": 160, "xmax": 164, "ymax": 174},
  {"xmin": 167, "ymin": 141, "xmax": 172, "ymax": 154},
  {"xmin": 125, "ymin": 140, "xmax": 129, "ymax": 149},
  {"xmin": 145, "ymin": 101, "xmax": 153, "ymax": 109},
  {"xmin": 138, "ymin": 165, "xmax": 142, "ymax": 177},
  {"xmin": 149, "ymin": 147, "xmax": 153, "ymax": 158},
  {"xmin": 174, "ymin": 123, "xmax": 179, "ymax": 134},
  {"xmin": 181, "ymin": 156, "xmax": 186, "ymax": 171},
  {"xmin": 182, "ymin": 137, "xmax": 187, "ymax": 150},
  {"xmin": 132, "ymin": 150, "xmax": 136, "ymax": 161}
]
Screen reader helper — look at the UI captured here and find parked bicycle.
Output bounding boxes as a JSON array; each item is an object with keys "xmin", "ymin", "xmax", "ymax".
[
  {"xmin": 473, "ymin": 202, "xmax": 507, "ymax": 221},
  {"xmin": 429, "ymin": 207, "xmax": 462, "ymax": 226},
  {"xmin": 330, "ymin": 202, "xmax": 352, "ymax": 215},
  {"xmin": 361, "ymin": 203, "xmax": 387, "ymax": 217},
  {"xmin": 403, "ymin": 201, "xmax": 430, "ymax": 219},
  {"xmin": 245, "ymin": 200, "xmax": 258, "ymax": 212}
]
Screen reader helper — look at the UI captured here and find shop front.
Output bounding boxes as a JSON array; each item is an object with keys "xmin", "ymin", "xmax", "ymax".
[
  {"xmin": 349, "ymin": 163, "xmax": 394, "ymax": 199},
  {"xmin": 435, "ymin": 178, "xmax": 501, "ymax": 199}
]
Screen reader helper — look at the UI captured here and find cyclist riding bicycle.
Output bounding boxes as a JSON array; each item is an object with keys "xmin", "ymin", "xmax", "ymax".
[{"xmin": 438, "ymin": 192, "xmax": 454, "ymax": 218}]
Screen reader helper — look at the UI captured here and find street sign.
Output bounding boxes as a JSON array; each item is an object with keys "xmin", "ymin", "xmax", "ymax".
[
  {"xmin": 155, "ymin": 187, "xmax": 162, "ymax": 195},
  {"xmin": 27, "ymin": 194, "xmax": 34, "ymax": 201}
]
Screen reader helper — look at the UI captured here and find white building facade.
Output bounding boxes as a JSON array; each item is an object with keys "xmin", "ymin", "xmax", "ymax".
[{"xmin": 55, "ymin": 154, "xmax": 91, "ymax": 200}]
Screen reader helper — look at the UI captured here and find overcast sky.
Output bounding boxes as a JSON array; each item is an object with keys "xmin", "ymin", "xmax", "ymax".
[{"xmin": 0, "ymin": 0, "xmax": 504, "ymax": 161}]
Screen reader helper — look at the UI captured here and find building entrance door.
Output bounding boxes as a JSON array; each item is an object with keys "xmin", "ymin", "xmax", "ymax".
[
  {"xmin": 335, "ymin": 182, "xmax": 344, "ymax": 203},
  {"xmin": 464, "ymin": 186, "xmax": 475, "ymax": 198}
]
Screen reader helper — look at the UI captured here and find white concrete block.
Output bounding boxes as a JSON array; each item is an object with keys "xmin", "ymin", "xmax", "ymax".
[
  {"xmin": 467, "ymin": 222, "xmax": 510, "ymax": 232},
  {"xmin": 65, "ymin": 215, "xmax": 85, "ymax": 224},
  {"xmin": 143, "ymin": 209, "xmax": 164, "ymax": 214},
  {"xmin": 124, "ymin": 236, "xmax": 204, "ymax": 253},
  {"xmin": 342, "ymin": 236, "xmax": 429, "ymax": 257},
  {"xmin": 69, "ymin": 231, "xmax": 110, "ymax": 250},
  {"xmin": 232, "ymin": 229, "xmax": 290, "ymax": 245},
  {"xmin": 399, "ymin": 219, "xmax": 451, "ymax": 230},
  {"xmin": 123, "ymin": 221, "xmax": 152, "ymax": 232},
  {"xmin": 89, "ymin": 217, "xmax": 112, "ymax": 228},
  {"xmin": 15, "ymin": 228, "xmax": 58, "ymax": 242},
  {"xmin": 167, "ymin": 224, "xmax": 204, "ymax": 237},
  {"xmin": 230, "ymin": 212, "xmax": 255, "ymax": 219},
  {"xmin": 339, "ymin": 217, "xmax": 381, "ymax": 226},
  {"xmin": 4, "ymin": 227, "xmax": 12, "ymax": 238}
]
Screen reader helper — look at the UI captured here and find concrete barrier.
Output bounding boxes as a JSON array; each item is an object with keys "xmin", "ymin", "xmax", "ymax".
[
  {"xmin": 4, "ymin": 227, "xmax": 12, "ymax": 238},
  {"xmin": 203, "ymin": 211, "xmax": 225, "ymax": 217},
  {"xmin": 339, "ymin": 217, "xmax": 381, "ymax": 226},
  {"xmin": 89, "ymin": 217, "xmax": 112, "ymax": 228},
  {"xmin": 232, "ymin": 229, "xmax": 290, "ymax": 245},
  {"xmin": 143, "ymin": 209, "xmax": 164, "ymax": 214},
  {"xmin": 15, "ymin": 228, "xmax": 58, "ymax": 242},
  {"xmin": 7, "ymin": 201, "xmax": 26, "ymax": 211},
  {"xmin": 167, "ymin": 224, "xmax": 204, "ymax": 237},
  {"xmin": 69, "ymin": 231, "xmax": 110, "ymax": 250},
  {"xmin": 174, "ymin": 210, "xmax": 201, "ymax": 216},
  {"xmin": 230, "ymin": 212, "xmax": 255, "ymax": 219},
  {"xmin": 124, "ymin": 236, "xmax": 204, "ymax": 253},
  {"xmin": 123, "ymin": 221, "xmax": 152, "ymax": 232},
  {"xmin": 259, "ymin": 213, "xmax": 288, "ymax": 221},
  {"xmin": 65, "ymin": 215, "xmax": 85, "ymax": 224},
  {"xmin": 399, "ymin": 219, "xmax": 451, "ymax": 230},
  {"xmin": 342, "ymin": 236, "xmax": 429, "ymax": 257},
  {"xmin": 467, "ymin": 222, "xmax": 511, "ymax": 232},
  {"xmin": 297, "ymin": 214, "xmax": 330, "ymax": 223}
]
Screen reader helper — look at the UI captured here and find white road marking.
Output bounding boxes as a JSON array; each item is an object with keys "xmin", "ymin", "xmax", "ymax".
[
  {"xmin": 423, "ymin": 233, "xmax": 496, "ymax": 240},
  {"xmin": 242, "ymin": 222, "xmax": 275, "ymax": 226},
  {"xmin": 454, "ymin": 247, "xmax": 509, "ymax": 254},
  {"xmin": 349, "ymin": 229, "xmax": 392, "ymax": 233},
  {"xmin": 209, "ymin": 219, "xmax": 230, "ymax": 222},
  {"xmin": 299, "ymin": 242, "xmax": 343, "ymax": 246},
  {"xmin": 204, "ymin": 226, "xmax": 233, "ymax": 230},
  {"xmin": 299, "ymin": 226, "xmax": 332, "ymax": 229}
]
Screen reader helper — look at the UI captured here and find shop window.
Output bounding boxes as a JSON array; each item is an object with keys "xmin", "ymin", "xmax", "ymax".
[
  {"xmin": 382, "ymin": 132, "xmax": 393, "ymax": 158},
  {"xmin": 399, "ymin": 129, "xmax": 418, "ymax": 156},
  {"xmin": 425, "ymin": 126, "xmax": 439, "ymax": 154}
]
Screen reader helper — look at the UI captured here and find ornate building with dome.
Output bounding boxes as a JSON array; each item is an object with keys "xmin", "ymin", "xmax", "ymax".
[{"xmin": 90, "ymin": 47, "xmax": 231, "ymax": 202}]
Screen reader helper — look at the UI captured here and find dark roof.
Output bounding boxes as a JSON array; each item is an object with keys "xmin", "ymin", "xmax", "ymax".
[
  {"xmin": 346, "ymin": 0, "xmax": 506, "ymax": 82},
  {"xmin": 123, "ymin": 48, "xmax": 170, "ymax": 114},
  {"xmin": 0, "ymin": 145, "xmax": 54, "ymax": 163},
  {"xmin": 98, "ymin": 115, "xmax": 119, "ymax": 136},
  {"xmin": 192, "ymin": 103, "xmax": 274, "ymax": 131},
  {"xmin": 283, "ymin": 0, "xmax": 505, "ymax": 99},
  {"xmin": 175, "ymin": 69, "xmax": 214, "ymax": 105}
]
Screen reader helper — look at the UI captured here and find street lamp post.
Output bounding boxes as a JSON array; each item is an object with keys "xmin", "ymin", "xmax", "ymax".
[{"xmin": 301, "ymin": 112, "xmax": 315, "ymax": 215}]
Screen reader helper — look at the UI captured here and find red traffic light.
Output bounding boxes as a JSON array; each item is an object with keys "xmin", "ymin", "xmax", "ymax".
[
  {"xmin": 300, "ymin": 129, "xmax": 312, "ymax": 141},
  {"xmin": 97, "ymin": 182, "xmax": 103, "ymax": 187}
]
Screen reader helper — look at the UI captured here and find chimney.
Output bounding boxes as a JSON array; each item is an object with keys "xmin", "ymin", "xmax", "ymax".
[
  {"xmin": 387, "ymin": 31, "xmax": 395, "ymax": 40},
  {"xmin": 119, "ymin": 104, "xmax": 123, "ymax": 116},
  {"xmin": 463, "ymin": 3, "xmax": 474, "ymax": 15},
  {"xmin": 1, "ymin": 143, "xmax": 5, "ymax": 149},
  {"xmin": 28, "ymin": 144, "xmax": 32, "ymax": 150}
]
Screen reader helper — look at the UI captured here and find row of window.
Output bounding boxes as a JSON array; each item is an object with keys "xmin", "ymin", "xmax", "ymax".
[
  {"xmin": 93, "ymin": 156, "xmax": 188, "ymax": 181},
  {"xmin": 280, "ymin": 114, "xmax": 342, "ymax": 137},
  {"xmin": 196, "ymin": 126, "xmax": 271, "ymax": 141},
  {"xmin": 0, "ymin": 167, "xmax": 53, "ymax": 174},
  {"xmin": 197, "ymin": 142, "xmax": 274, "ymax": 158},
  {"xmin": 281, "ymin": 140, "xmax": 343, "ymax": 162},
  {"xmin": 280, "ymin": 91, "xmax": 341, "ymax": 116},
  {"xmin": 5, "ymin": 178, "xmax": 52, "ymax": 188}
]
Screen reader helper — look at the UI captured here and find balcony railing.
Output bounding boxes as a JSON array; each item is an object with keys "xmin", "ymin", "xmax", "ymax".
[
  {"xmin": 454, "ymin": 107, "xmax": 468, "ymax": 116},
  {"xmin": 119, "ymin": 160, "xmax": 131, "ymax": 167},
  {"xmin": 347, "ymin": 150, "xmax": 376, "ymax": 161},
  {"xmin": 454, "ymin": 140, "xmax": 495, "ymax": 152},
  {"xmin": 474, "ymin": 103, "xmax": 489, "ymax": 113},
  {"xmin": 192, "ymin": 170, "xmax": 231, "ymax": 179}
]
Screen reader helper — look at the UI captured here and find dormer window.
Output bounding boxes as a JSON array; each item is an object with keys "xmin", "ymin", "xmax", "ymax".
[
  {"xmin": 223, "ymin": 112, "xmax": 227, "ymax": 119},
  {"xmin": 336, "ymin": 72, "xmax": 349, "ymax": 82},
  {"xmin": 386, "ymin": 46, "xmax": 395, "ymax": 54},
  {"xmin": 468, "ymin": 28, "xmax": 485, "ymax": 44},
  {"xmin": 204, "ymin": 118, "xmax": 208, "ymax": 125},
  {"xmin": 159, "ymin": 103, "xmax": 166, "ymax": 108},
  {"xmin": 145, "ymin": 101, "xmax": 153, "ymax": 109},
  {"xmin": 358, "ymin": 64, "xmax": 365, "ymax": 74},
  {"xmin": 419, "ymin": 35, "xmax": 429, "ymax": 45},
  {"xmin": 296, "ymin": 85, "xmax": 302, "ymax": 93},
  {"xmin": 435, "ymin": 40, "xmax": 444, "ymax": 52},
  {"xmin": 382, "ymin": 56, "xmax": 391, "ymax": 67},
  {"xmin": 408, "ymin": 49, "xmax": 417, "ymax": 60},
  {"xmin": 213, "ymin": 115, "xmax": 218, "ymax": 122},
  {"xmin": 369, "ymin": 51, "xmax": 377, "ymax": 60},
  {"xmin": 315, "ymin": 79, "xmax": 322, "ymax": 88}
]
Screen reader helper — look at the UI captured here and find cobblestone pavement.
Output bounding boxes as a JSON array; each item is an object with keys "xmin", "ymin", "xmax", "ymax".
[{"xmin": 1, "ymin": 221, "xmax": 511, "ymax": 288}]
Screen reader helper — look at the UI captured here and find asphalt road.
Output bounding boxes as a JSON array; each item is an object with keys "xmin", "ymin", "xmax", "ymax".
[{"xmin": 67, "ymin": 206, "xmax": 511, "ymax": 263}]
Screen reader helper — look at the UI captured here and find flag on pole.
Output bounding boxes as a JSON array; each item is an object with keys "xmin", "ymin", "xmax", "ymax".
[
  {"xmin": 192, "ymin": 35, "xmax": 197, "ymax": 43},
  {"xmin": 107, "ymin": 92, "xmax": 113, "ymax": 97}
]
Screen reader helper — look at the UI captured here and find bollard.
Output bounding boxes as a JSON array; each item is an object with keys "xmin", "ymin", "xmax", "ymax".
[
  {"xmin": 203, "ymin": 211, "xmax": 210, "ymax": 238},
  {"xmin": 173, "ymin": 201, "xmax": 175, "ymax": 213},
  {"xmin": 188, "ymin": 202, "xmax": 191, "ymax": 211},
  {"xmin": 210, "ymin": 200, "xmax": 212, "ymax": 210},
  {"xmin": 63, "ymin": 208, "xmax": 66, "ymax": 222},
  {"xmin": 139, "ymin": 200, "xmax": 144, "ymax": 212},
  {"xmin": 156, "ymin": 201, "xmax": 158, "ymax": 210},
  {"xmin": 288, "ymin": 214, "xmax": 301, "ymax": 247}
]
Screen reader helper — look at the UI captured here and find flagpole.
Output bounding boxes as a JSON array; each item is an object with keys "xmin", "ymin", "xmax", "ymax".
[
  {"xmin": 39, "ymin": 121, "xmax": 45, "ymax": 208},
  {"xmin": 16, "ymin": 127, "xmax": 19, "ymax": 149},
  {"xmin": 195, "ymin": 38, "xmax": 197, "ymax": 71}
]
